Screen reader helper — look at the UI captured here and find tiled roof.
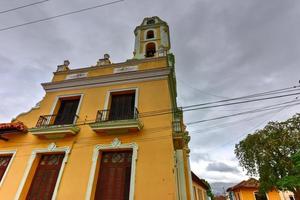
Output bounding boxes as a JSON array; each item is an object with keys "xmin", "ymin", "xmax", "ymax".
[
  {"xmin": 0, "ymin": 121, "xmax": 28, "ymax": 134},
  {"xmin": 227, "ymin": 178, "xmax": 259, "ymax": 192}
]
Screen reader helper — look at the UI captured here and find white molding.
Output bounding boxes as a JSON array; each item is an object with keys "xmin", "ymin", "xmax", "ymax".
[
  {"xmin": 175, "ymin": 150, "xmax": 187, "ymax": 200},
  {"xmin": 187, "ymin": 154, "xmax": 195, "ymax": 200},
  {"xmin": 103, "ymin": 87, "xmax": 139, "ymax": 111},
  {"xmin": 49, "ymin": 93, "xmax": 84, "ymax": 124},
  {"xmin": 42, "ymin": 68, "xmax": 170, "ymax": 92},
  {"xmin": 85, "ymin": 138, "xmax": 138, "ymax": 200},
  {"xmin": 0, "ymin": 150, "xmax": 17, "ymax": 187},
  {"xmin": 14, "ymin": 143, "xmax": 71, "ymax": 200}
]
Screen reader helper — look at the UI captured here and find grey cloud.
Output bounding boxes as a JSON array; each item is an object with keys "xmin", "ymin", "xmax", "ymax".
[
  {"xmin": 206, "ymin": 162, "xmax": 240, "ymax": 173},
  {"xmin": 1, "ymin": 0, "xmax": 300, "ymax": 182}
]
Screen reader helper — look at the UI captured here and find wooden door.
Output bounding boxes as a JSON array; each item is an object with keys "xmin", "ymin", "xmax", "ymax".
[
  {"xmin": 26, "ymin": 154, "xmax": 65, "ymax": 200},
  {"xmin": 54, "ymin": 99, "xmax": 79, "ymax": 125},
  {"xmin": 109, "ymin": 93, "xmax": 135, "ymax": 121},
  {"xmin": 95, "ymin": 151, "xmax": 132, "ymax": 200},
  {"xmin": 0, "ymin": 155, "xmax": 12, "ymax": 182}
]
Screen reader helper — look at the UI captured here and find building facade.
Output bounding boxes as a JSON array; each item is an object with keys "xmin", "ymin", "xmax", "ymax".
[
  {"xmin": 0, "ymin": 16, "xmax": 193, "ymax": 200},
  {"xmin": 226, "ymin": 178, "xmax": 295, "ymax": 200},
  {"xmin": 191, "ymin": 172, "xmax": 210, "ymax": 200}
]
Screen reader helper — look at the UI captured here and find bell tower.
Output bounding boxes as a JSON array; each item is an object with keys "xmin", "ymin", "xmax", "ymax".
[{"xmin": 133, "ymin": 16, "xmax": 171, "ymax": 59}]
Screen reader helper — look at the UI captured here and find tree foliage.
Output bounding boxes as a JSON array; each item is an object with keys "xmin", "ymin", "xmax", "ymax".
[
  {"xmin": 277, "ymin": 152, "xmax": 300, "ymax": 190},
  {"xmin": 201, "ymin": 179, "xmax": 214, "ymax": 199},
  {"xmin": 235, "ymin": 113, "xmax": 300, "ymax": 194}
]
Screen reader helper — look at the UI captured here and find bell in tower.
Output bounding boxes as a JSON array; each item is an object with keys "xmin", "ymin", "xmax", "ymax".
[{"xmin": 133, "ymin": 16, "xmax": 171, "ymax": 59}]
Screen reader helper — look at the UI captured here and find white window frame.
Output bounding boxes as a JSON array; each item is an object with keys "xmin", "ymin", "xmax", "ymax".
[
  {"xmin": 85, "ymin": 138, "xmax": 138, "ymax": 200},
  {"xmin": 0, "ymin": 150, "xmax": 17, "ymax": 187},
  {"xmin": 14, "ymin": 143, "xmax": 71, "ymax": 200},
  {"xmin": 49, "ymin": 93, "xmax": 84, "ymax": 125},
  {"xmin": 103, "ymin": 87, "xmax": 139, "ymax": 111}
]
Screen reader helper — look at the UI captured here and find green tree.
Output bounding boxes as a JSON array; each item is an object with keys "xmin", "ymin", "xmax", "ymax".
[
  {"xmin": 277, "ymin": 152, "xmax": 300, "ymax": 194},
  {"xmin": 235, "ymin": 114, "xmax": 300, "ymax": 200},
  {"xmin": 201, "ymin": 179, "xmax": 214, "ymax": 199}
]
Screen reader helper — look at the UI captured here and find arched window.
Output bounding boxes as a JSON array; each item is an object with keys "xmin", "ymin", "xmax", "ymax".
[
  {"xmin": 145, "ymin": 43, "xmax": 156, "ymax": 57},
  {"xmin": 146, "ymin": 30, "xmax": 154, "ymax": 39}
]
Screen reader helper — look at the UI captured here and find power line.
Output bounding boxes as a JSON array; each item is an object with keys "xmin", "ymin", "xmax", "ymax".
[
  {"xmin": 138, "ymin": 86, "xmax": 300, "ymax": 118},
  {"xmin": 183, "ymin": 91, "xmax": 300, "ymax": 111},
  {"xmin": 188, "ymin": 108, "xmax": 291, "ymax": 135},
  {"xmin": 0, "ymin": 0, "xmax": 50, "ymax": 15},
  {"xmin": 205, "ymin": 104, "xmax": 290, "ymax": 153},
  {"xmin": 186, "ymin": 101, "xmax": 300, "ymax": 125},
  {"xmin": 177, "ymin": 78, "xmax": 229, "ymax": 99},
  {"xmin": 183, "ymin": 86, "xmax": 300, "ymax": 109},
  {"xmin": 0, "ymin": 0, "xmax": 124, "ymax": 32},
  {"xmin": 138, "ymin": 91, "xmax": 300, "ymax": 119}
]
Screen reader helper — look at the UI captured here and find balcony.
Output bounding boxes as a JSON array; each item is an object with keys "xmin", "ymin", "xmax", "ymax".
[
  {"xmin": 172, "ymin": 120, "xmax": 190, "ymax": 149},
  {"xmin": 89, "ymin": 107, "xmax": 143, "ymax": 134},
  {"xmin": 29, "ymin": 114, "xmax": 80, "ymax": 139}
]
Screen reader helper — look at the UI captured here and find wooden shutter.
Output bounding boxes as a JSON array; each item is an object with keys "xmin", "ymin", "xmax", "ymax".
[
  {"xmin": 95, "ymin": 151, "xmax": 132, "ymax": 200},
  {"xmin": 26, "ymin": 154, "xmax": 65, "ymax": 200},
  {"xmin": 109, "ymin": 93, "xmax": 135, "ymax": 121},
  {"xmin": 0, "ymin": 155, "xmax": 12, "ymax": 182},
  {"xmin": 54, "ymin": 99, "xmax": 80, "ymax": 125}
]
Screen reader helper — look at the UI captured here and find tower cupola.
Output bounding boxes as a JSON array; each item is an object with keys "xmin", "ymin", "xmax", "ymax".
[{"xmin": 133, "ymin": 16, "xmax": 171, "ymax": 59}]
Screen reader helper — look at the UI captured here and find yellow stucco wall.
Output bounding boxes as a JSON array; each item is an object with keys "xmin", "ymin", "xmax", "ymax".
[
  {"xmin": 0, "ymin": 66, "xmax": 179, "ymax": 199},
  {"xmin": 233, "ymin": 188, "xmax": 281, "ymax": 200},
  {"xmin": 192, "ymin": 182, "xmax": 207, "ymax": 200},
  {"xmin": 52, "ymin": 57, "xmax": 168, "ymax": 82}
]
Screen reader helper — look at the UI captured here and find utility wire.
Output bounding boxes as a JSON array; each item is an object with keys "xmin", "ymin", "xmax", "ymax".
[
  {"xmin": 183, "ymin": 91, "xmax": 300, "ymax": 111},
  {"xmin": 186, "ymin": 101, "xmax": 300, "ymax": 125},
  {"xmin": 206, "ymin": 104, "xmax": 290, "ymax": 153},
  {"xmin": 183, "ymin": 86, "xmax": 300, "ymax": 109},
  {"xmin": 0, "ymin": 0, "xmax": 50, "ymax": 14},
  {"xmin": 177, "ymin": 78, "xmax": 229, "ymax": 99},
  {"xmin": 0, "ymin": 0, "xmax": 124, "ymax": 32},
  {"xmin": 139, "ymin": 86, "xmax": 300, "ymax": 118},
  {"xmin": 138, "ymin": 91, "xmax": 300, "ymax": 119}
]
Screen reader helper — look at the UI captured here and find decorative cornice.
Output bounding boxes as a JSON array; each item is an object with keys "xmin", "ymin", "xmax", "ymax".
[
  {"xmin": 43, "ymin": 68, "xmax": 171, "ymax": 92},
  {"xmin": 53, "ymin": 56, "xmax": 168, "ymax": 75}
]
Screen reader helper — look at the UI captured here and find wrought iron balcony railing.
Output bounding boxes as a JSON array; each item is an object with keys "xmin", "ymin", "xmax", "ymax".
[
  {"xmin": 95, "ymin": 107, "xmax": 139, "ymax": 122},
  {"xmin": 36, "ymin": 114, "xmax": 79, "ymax": 127},
  {"xmin": 172, "ymin": 120, "xmax": 183, "ymax": 134}
]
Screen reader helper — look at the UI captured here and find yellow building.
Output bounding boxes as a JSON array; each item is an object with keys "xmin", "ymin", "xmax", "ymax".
[
  {"xmin": 0, "ymin": 16, "xmax": 193, "ymax": 200},
  {"xmin": 227, "ymin": 178, "xmax": 282, "ymax": 200},
  {"xmin": 191, "ymin": 172, "xmax": 209, "ymax": 200}
]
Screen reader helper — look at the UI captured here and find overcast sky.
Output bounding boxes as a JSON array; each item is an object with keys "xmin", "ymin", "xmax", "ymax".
[{"xmin": 1, "ymin": 0, "xmax": 300, "ymax": 186}]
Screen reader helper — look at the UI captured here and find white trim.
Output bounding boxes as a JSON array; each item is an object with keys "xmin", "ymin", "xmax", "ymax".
[
  {"xmin": 144, "ymin": 28, "xmax": 156, "ymax": 40},
  {"xmin": 49, "ymin": 93, "xmax": 84, "ymax": 124},
  {"xmin": 187, "ymin": 153, "xmax": 195, "ymax": 200},
  {"xmin": 14, "ymin": 143, "xmax": 71, "ymax": 200},
  {"xmin": 0, "ymin": 150, "xmax": 17, "ymax": 187},
  {"xmin": 42, "ymin": 68, "xmax": 170, "ymax": 92},
  {"xmin": 103, "ymin": 87, "xmax": 139, "ymax": 110},
  {"xmin": 85, "ymin": 138, "xmax": 138, "ymax": 200},
  {"xmin": 176, "ymin": 150, "xmax": 187, "ymax": 200}
]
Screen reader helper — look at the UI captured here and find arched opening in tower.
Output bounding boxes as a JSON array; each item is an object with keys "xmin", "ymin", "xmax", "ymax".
[
  {"xmin": 145, "ymin": 43, "xmax": 156, "ymax": 57},
  {"xmin": 146, "ymin": 30, "xmax": 154, "ymax": 39}
]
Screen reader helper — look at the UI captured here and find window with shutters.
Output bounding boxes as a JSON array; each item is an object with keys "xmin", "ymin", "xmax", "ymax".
[
  {"xmin": 95, "ymin": 150, "xmax": 133, "ymax": 200},
  {"xmin": 108, "ymin": 91, "xmax": 136, "ymax": 121},
  {"xmin": 26, "ymin": 153, "xmax": 65, "ymax": 200},
  {"xmin": 53, "ymin": 96, "xmax": 80, "ymax": 125},
  {"xmin": 0, "ymin": 154, "xmax": 13, "ymax": 184}
]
